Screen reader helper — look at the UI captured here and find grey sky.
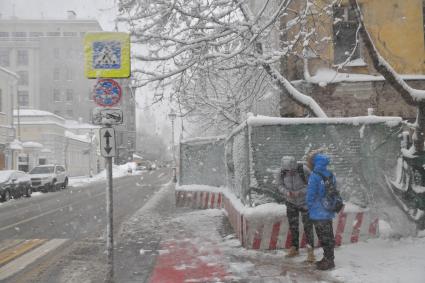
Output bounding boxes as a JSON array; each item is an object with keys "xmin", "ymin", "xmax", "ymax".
[{"xmin": 0, "ymin": 0, "xmax": 117, "ymax": 30}]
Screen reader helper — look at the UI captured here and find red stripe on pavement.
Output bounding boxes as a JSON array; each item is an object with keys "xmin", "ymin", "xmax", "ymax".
[
  {"xmin": 269, "ymin": 222, "xmax": 281, "ymax": 250},
  {"xmin": 149, "ymin": 240, "xmax": 229, "ymax": 283},
  {"xmin": 217, "ymin": 193, "xmax": 222, "ymax": 208},
  {"xmin": 252, "ymin": 225, "xmax": 263, "ymax": 249},
  {"xmin": 350, "ymin": 212, "xmax": 364, "ymax": 243},
  {"xmin": 335, "ymin": 210, "xmax": 347, "ymax": 246},
  {"xmin": 369, "ymin": 217, "xmax": 379, "ymax": 236},
  {"xmin": 210, "ymin": 193, "xmax": 215, "ymax": 208}
]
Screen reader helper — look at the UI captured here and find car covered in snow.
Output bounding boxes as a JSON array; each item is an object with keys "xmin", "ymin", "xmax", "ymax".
[
  {"xmin": 0, "ymin": 170, "xmax": 32, "ymax": 202},
  {"xmin": 29, "ymin": 165, "xmax": 68, "ymax": 192}
]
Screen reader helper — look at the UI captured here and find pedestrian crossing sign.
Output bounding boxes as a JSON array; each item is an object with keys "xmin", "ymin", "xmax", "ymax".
[{"xmin": 84, "ymin": 32, "xmax": 130, "ymax": 78}]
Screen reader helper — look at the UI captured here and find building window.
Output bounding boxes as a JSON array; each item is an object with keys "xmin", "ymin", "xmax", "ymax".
[
  {"xmin": 54, "ymin": 48, "xmax": 60, "ymax": 59},
  {"xmin": 66, "ymin": 89, "xmax": 74, "ymax": 101},
  {"xmin": 39, "ymin": 158, "xmax": 47, "ymax": 165},
  {"xmin": 17, "ymin": 91, "xmax": 29, "ymax": 107},
  {"xmin": 17, "ymin": 71, "xmax": 29, "ymax": 86},
  {"xmin": 66, "ymin": 109, "xmax": 73, "ymax": 118},
  {"xmin": 29, "ymin": 32, "xmax": 44, "ymax": 37},
  {"xmin": 46, "ymin": 32, "xmax": 61, "ymax": 37},
  {"xmin": 0, "ymin": 48, "xmax": 10, "ymax": 66},
  {"xmin": 17, "ymin": 50, "xmax": 29, "ymax": 66},
  {"xmin": 12, "ymin": 32, "xmax": 27, "ymax": 38},
  {"xmin": 0, "ymin": 32, "xmax": 9, "ymax": 38},
  {"xmin": 63, "ymin": 31, "xmax": 77, "ymax": 37},
  {"xmin": 333, "ymin": 5, "xmax": 360, "ymax": 64},
  {"xmin": 65, "ymin": 68, "xmax": 73, "ymax": 81},
  {"xmin": 54, "ymin": 110, "xmax": 61, "ymax": 116},
  {"xmin": 53, "ymin": 88, "xmax": 60, "ymax": 101},
  {"xmin": 53, "ymin": 67, "xmax": 60, "ymax": 81}
]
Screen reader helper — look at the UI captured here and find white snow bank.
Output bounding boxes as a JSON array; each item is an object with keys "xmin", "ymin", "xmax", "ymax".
[
  {"xmin": 181, "ymin": 135, "xmax": 226, "ymax": 145},
  {"xmin": 69, "ymin": 162, "xmax": 139, "ymax": 187},
  {"xmin": 176, "ymin": 185, "xmax": 369, "ymax": 216},
  {"xmin": 305, "ymin": 68, "xmax": 425, "ymax": 84},
  {"xmin": 247, "ymin": 115, "xmax": 402, "ymax": 127},
  {"xmin": 332, "ymin": 237, "xmax": 425, "ymax": 283}
]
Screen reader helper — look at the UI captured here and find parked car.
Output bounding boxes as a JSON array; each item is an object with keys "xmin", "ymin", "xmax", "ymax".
[
  {"xmin": 136, "ymin": 160, "xmax": 153, "ymax": 171},
  {"xmin": 0, "ymin": 170, "xmax": 32, "ymax": 202},
  {"xmin": 29, "ymin": 165, "xmax": 68, "ymax": 192}
]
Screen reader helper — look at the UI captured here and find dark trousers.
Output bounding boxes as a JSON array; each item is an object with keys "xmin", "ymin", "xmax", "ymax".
[
  {"xmin": 286, "ymin": 202, "xmax": 314, "ymax": 250},
  {"xmin": 313, "ymin": 220, "xmax": 335, "ymax": 260}
]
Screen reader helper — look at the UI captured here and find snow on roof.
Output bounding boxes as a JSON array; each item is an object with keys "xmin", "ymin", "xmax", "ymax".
[
  {"xmin": 64, "ymin": 119, "xmax": 100, "ymax": 129},
  {"xmin": 22, "ymin": 141, "xmax": 43, "ymax": 148},
  {"xmin": 246, "ymin": 115, "xmax": 402, "ymax": 128},
  {"xmin": 0, "ymin": 66, "xmax": 19, "ymax": 79},
  {"xmin": 65, "ymin": 130, "xmax": 91, "ymax": 143},
  {"xmin": 133, "ymin": 153, "xmax": 143, "ymax": 159},
  {"xmin": 181, "ymin": 135, "xmax": 226, "ymax": 145},
  {"xmin": 303, "ymin": 68, "xmax": 425, "ymax": 86},
  {"xmin": 14, "ymin": 109, "xmax": 65, "ymax": 120},
  {"xmin": 9, "ymin": 139, "xmax": 23, "ymax": 150}
]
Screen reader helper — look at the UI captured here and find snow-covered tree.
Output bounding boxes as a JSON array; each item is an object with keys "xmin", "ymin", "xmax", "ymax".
[{"xmin": 117, "ymin": 0, "xmax": 329, "ymax": 124}]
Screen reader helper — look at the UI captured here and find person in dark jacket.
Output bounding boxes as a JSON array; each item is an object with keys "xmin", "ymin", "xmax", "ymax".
[
  {"xmin": 278, "ymin": 156, "xmax": 315, "ymax": 263},
  {"xmin": 306, "ymin": 153, "xmax": 336, "ymax": 270}
]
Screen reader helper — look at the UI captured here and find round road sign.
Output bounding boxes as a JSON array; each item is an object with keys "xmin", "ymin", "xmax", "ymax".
[{"xmin": 93, "ymin": 79, "xmax": 122, "ymax": 107}]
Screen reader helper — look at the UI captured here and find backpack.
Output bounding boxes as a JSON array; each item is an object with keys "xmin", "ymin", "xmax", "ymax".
[
  {"xmin": 315, "ymin": 171, "xmax": 344, "ymax": 213},
  {"xmin": 281, "ymin": 163, "xmax": 307, "ymax": 184}
]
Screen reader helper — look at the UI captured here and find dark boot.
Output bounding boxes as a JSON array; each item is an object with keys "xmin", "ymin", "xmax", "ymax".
[{"xmin": 316, "ymin": 258, "xmax": 335, "ymax": 270}]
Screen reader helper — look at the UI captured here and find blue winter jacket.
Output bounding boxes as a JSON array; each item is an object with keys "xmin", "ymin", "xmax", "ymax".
[{"xmin": 306, "ymin": 154, "xmax": 336, "ymax": 220}]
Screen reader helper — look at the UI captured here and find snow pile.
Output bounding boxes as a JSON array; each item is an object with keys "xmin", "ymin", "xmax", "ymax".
[
  {"xmin": 305, "ymin": 68, "xmax": 425, "ymax": 85},
  {"xmin": 246, "ymin": 115, "xmax": 402, "ymax": 127},
  {"xmin": 332, "ymin": 237, "xmax": 425, "ymax": 283},
  {"xmin": 69, "ymin": 162, "xmax": 139, "ymax": 187}
]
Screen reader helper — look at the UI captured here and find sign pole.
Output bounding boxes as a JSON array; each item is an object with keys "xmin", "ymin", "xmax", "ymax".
[{"xmin": 105, "ymin": 155, "xmax": 114, "ymax": 282}]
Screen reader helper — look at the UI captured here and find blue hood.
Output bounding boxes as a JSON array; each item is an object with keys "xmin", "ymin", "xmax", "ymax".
[{"xmin": 313, "ymin": 153, "xmax": 330, "ymax": 173}]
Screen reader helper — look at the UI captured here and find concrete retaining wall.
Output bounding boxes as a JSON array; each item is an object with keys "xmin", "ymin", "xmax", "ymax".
[{"xmin": 176, "ymin": 187, "xmax": 379, "ymax": 250}]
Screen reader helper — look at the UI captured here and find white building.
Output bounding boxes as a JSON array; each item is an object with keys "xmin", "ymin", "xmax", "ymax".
[
  {"xmin": 13, "ymin": 109, "xmax": 102, "ymax": 176},
  {"xmin": 0, "ymin": 66, "xmax": 18, "ymax": 169}
]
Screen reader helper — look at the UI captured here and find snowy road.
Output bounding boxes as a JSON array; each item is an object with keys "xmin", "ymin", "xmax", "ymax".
[{"xmin": 0, "ymin": 168, "xmax": 170, "ymax": 282}]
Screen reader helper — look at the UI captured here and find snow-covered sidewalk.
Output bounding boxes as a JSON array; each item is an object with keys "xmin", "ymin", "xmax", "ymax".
[{"xmin": 156, "ymin": 208, "xmax": 425, "ymax": 283}]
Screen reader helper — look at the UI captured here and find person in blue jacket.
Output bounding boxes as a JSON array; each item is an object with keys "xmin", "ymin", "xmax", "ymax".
[{"xmin": 306, "ymin": 153, "xmax": 336, "ymax": 270}]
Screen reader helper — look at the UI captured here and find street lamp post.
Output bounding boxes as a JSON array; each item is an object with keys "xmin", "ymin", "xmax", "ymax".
[{"xmin": 168, "ymin": 110, "xmax": 177, "ymax": 183}]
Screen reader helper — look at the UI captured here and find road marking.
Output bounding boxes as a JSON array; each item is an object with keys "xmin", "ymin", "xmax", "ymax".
[
  {"xmin": 0, "ymin": 239, "xmax": 47, "ymax": 266},
  {"xmin": 0, "ymin": 191, "xmax": 105, "ymax": 233},
  {"xmin": 0, "ymin": 240, "xmax": 25, "ymax": 254},
  {"xmin": 0, "ymin": 239, "xmax": 68, "ymax": 281}
]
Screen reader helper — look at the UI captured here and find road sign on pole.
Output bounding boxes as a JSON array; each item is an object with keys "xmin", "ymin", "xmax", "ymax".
[
  {"xmin": 92, "ymin": 107, "xmax": 123, "ymax": 125},
  {"xmin": 100, "ymin": 127, "xmax": 116, "ymax": 157},
  {"xmin": 93, "ymin": 79, "xmax": 122, "ymax": 107},
  {"xmin": 84, "ymin": 32, "xmax": 130, "ymax": 78}
]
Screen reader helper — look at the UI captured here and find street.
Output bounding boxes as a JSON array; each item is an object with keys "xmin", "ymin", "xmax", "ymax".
[{"xmin": 0, "ymin": 168, "xmax": 170, "ymax": 283}]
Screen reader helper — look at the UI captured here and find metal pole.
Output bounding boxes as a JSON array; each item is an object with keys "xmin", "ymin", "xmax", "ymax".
[
  {"xmin": 105, "ymin": 156, "xmax": 114, "ymax": 282},
  {"xmin": 171, "ymin": 118, "xmax": 177, "ymax": 183}
]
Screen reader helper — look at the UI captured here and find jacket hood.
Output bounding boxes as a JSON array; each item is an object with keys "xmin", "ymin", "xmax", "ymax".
[
  {"xmin": 313, "ymin": 153, "xmax": 330, "ymax": 172},
  {"xmin": 281, "ymin": 156, "xmax": 297, "ymax": 170}
]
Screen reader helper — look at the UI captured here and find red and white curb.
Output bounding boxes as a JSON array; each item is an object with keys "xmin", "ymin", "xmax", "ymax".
[
  {"xmin": 175, "ymin": 190, "xmax": 379, "ymax": 250},
  {"xmin": 175, "ymin": 190, "xmax": 223, "ymax": 209}
]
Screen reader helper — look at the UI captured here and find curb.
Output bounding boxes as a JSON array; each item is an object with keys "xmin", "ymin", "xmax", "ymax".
[{"xmin": 175, "ymin": 189, "xmax": 379, "ymax": 250}]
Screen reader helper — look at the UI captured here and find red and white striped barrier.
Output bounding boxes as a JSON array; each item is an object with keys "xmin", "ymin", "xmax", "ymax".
[
  {"xmin": 175, "ymin": 190, "xmax": 223, "ymax": 209},
  {"xmin": 243, "ymin": 208, "xmax": 379, "ymax": 250},
  {"xmin": 175, "ymin": 187, "xmax": 379, "ymax": 250}
]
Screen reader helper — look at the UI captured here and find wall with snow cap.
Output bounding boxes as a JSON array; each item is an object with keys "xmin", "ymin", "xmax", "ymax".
[
  {"xmin": 226, "ymin": 116, "xmax": 402, "ymax": 207},
  {"xmin": 179, "ymin": 136, "xmax": 226, "ymax": 187}
]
